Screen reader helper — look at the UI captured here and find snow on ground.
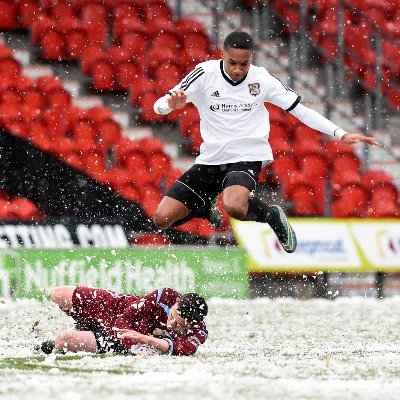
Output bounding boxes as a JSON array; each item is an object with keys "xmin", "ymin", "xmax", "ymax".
[{"xmin": 1, "ymin": 296, "xmax": 400, "ymax": 400}]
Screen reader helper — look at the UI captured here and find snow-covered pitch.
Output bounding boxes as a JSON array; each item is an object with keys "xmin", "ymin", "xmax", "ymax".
[{"xmin": 1, "ymin": 296, "xmax": 400, "ymax": 400}]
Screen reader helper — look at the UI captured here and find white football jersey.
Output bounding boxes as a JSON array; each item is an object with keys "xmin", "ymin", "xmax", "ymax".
[{"xmin": 169, "ymin": 60, "xmax": 300, "ymax": 165}]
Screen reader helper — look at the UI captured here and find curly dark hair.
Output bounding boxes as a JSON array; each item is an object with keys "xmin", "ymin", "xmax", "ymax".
[{"xmin": 177, "ymin": 293, "xmax": 208, "ymax": 324}]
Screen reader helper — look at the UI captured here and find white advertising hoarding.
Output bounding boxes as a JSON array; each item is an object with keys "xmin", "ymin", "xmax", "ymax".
[{"xmin": 231, "ymin": 219, "xmax": 400, "ymax": 272}]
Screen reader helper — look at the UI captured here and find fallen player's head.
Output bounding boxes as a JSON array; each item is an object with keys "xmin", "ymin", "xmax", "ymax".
[{"xmin": 167, "ymin": 293, "xmax": 208, "ymax": 331}]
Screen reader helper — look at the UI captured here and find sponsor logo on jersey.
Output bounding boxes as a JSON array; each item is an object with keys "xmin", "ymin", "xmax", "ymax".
[
  {"xmin": 210, "ymin": 103, "xmax": 258, "ymax": 112},
  {"xmin": 248, "ymin": 83, "xmax": 260, "ymax": 96},
  {"xmin": 211, "ymin": 90, "xmax": 220, "ymax": 97}
]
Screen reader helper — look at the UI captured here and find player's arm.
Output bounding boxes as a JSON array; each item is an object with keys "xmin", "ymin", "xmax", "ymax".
[
  {"xmin": 154, "ymin": 89, "xmax": 187, "ymax": 115},
  {"xmin": 117, "ymin": 329, "xmax": 170, "ymax": 354},
  {"xmin": 264, "ymin": 70, "xmax": 378, "ymax": 146},
  {"xmin": 289, "ymin": 103, "xmax": 379, "ymax": 146},
  {"xmin": 154, "ymin": 64, "xmax": 205, "ymax": 115},
  {"xmin": 169, "ymin": 329, "xmax": 208, "ymax": 356}
]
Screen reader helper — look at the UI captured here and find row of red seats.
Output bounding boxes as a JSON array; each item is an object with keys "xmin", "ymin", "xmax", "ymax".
[
  {"xmin": 0, "ymin": 41, "xmax": 227, "ymax": 237},
  {"xmin": 269, "ymin": 0, "xmax": 400, "ymax": 109},
  {"xmin": 0, "ymin": 189, "xmax": 43, "ymax": 221},
  {"xmin": 0, "ymin": 0, "xmax": 170, "ymax": 30},
  {"xmin": 260, "ymin": 104, "xmax": 399, "ymax": 217}
]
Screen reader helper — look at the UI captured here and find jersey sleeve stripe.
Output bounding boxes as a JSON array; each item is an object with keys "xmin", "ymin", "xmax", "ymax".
[
  {"xmin": 163, "ymin": 338, "xmax": 174, "ymax": 355},
  {"xmin": 180, "ymin": 67, "xmax": 204, "ymax": 87},
  {"xmin": 181, "ymin": 71, "xmax": 205, "ymax": 90},
  {"xmin": 285, "ymin": 95, "xmax": 301, "ymax": 112}
]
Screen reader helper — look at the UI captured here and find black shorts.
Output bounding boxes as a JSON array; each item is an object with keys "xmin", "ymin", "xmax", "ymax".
[
  {"xmin": 165, "ymin": 161, "xmax": 262, "ymax": 211},
  {"xmin": 93, "ymin": 330, "xmax": 128, "ymax": 354}
]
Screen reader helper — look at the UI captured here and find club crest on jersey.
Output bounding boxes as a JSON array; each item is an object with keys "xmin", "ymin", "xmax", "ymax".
[{"xmin": 248, "ymin": 83, "xmax": 260, "ymax": 96}]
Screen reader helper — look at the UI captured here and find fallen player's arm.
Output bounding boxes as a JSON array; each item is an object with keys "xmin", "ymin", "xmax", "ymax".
[{"xmin": 118, "ymin": 329, "xmax": 170, "ymax": 354}]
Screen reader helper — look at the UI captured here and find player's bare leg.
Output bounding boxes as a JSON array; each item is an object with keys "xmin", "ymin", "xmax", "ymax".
[
  {"xmin": 55, "ymin": 331, "xmax": 98, "ymax": 353},
  {"xmin": 51, "ymin": 286, "xmax": 76, "ymax": 311},
  {"xmin": 222, "ymin": 185, "xmax": 251, "ymax": 220},
  {"xmin": 153, "ymin": 196, "xmax": 190, "ymax": 229}
]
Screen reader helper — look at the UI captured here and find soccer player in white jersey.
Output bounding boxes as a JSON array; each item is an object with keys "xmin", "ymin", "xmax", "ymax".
[{"xmin": 153, "ymin": 31, "xmax": 378, "ymax": 253}]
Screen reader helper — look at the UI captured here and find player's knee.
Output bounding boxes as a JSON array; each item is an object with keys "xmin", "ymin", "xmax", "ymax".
[
  {"xmin": 51, "ymin": 286, "xmax": 75, "ymax": 308},
  {"xmin": 153, "ymin": 210, "xmax": 172, "ymax": 229},
  {"xmin": 222, "ymin": 199, "xmax": 247, "ymax": 220},
  {"xmin": 55, "ymin": 331, "xmax": 73, "ymax": 350},
  {"xmin": 50, "ymin": 286, "xmax": 65, "ymax": 303}
]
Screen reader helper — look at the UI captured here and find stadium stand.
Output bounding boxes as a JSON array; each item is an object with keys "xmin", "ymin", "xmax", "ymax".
[{"xmin": 0, "ymin": 0, "xmax": 398, "ymax": 246}]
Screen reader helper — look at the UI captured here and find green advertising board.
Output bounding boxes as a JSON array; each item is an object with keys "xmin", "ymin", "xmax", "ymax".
[{"xmin": 0, "ymin": 247, "xmax": 248, "ymax": 300}]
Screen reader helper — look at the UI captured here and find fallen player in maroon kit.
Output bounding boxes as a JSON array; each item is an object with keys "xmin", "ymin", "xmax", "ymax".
[{"xmin": 38, "ymin": 286, "xmax": 208, "ymax": 356}]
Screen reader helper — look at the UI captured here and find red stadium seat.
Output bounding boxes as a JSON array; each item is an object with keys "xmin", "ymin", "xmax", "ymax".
[
  {"xmin": 14, "ymin": 197, "xmax": 42, "ymax": 220},
  {"xmin": 129, "ymin": 76, "xmax": 154, "ymax": 107},
  {"xmin": 48, "ymin": 1, "xmax": 75, "ymax": 21},
  {"xmin": 84, "ymin": 20, "xmax": 106, "ymax": 47},
  {"xmin": 118, "ymin": 184, "xmax": 141, "ymax": 203},
  {"xmin": 19, "ymin": 0, "xmax": 42, "ymax": 29},
  {"xmin": 114, "ymin": 137, "xmax": 142, "ymax": 166},
  {"xmin": 147, "ymin": 152, "xmax": 172, "ymax": 182},
  {"xmin": 363, "ymin": 170, "xmax": 396, "ymax": 191},
  {"xmin": 290, "ymin": 184, "xmax": 318, "ymax": 216},
  {"xmin": 293, "ymin": 138, "xmax": 324, "ymax": 158},
  {"xmin": 299, "ymin": 153, "xmax": 328, "ymax": 179},
  {"xmin": 40, "ymin": 29, "xmax": 66, "ymax": 60},
  {"xmin": 47, "ymin": 87, "xmax": 71, "ymax": 109},
  {"xmin": 81, "ymin": 46, "xmax": 105, "ymax": 76},
  {"xmin": 154, "ymin": 62, "xmax": 182, "ymax": 82},
  {"xmin": 179, "ymin": 48, "xmax": 209, "ymax": 73},
  {"xmin": 138, "ymin": 92, "xmax": 165, "ymax": 123},
  {"xmin": 65, "ymin": 26, "xmax": 88, "ymax": 60},
  {"xmin": 182, "ymin": 32, "xmax": 210, "ymax": 53},
  {"xmin": 370, "ymin": 186, "xmax": 399, "ymax": 204},
  {"xmin": 145, "ymin": 2, "xmax": 172, "ymax": 22},
  {"xmin": 326, "ymin": 138, "xmax": 357, "ymax": 158},
  {"xmin": 114, "ymin": 16, "xmax": 145, "ymax": 44},
  {"xmin": 120, "ymin": 31, "xmax": 147, "ymax": 61},
  {"xmin": 331, "ymin": 170, "xmax": 365, "ymax": 200},
  {"xmin": 266, "ymin": 103, "xmax": 285, "ymax": 126},
  {"xmin": 146, "ymin": 47, "xmax": 178, "ymax": 76},
  {"xmin": 138, "ymin": 137, "xmax": 165, "ymax": 156},
  {"xmin": 271, "ymin": 154, "xmax": 299, "ymax": 183},
  {"xmin": 367, "ymin": 199, "xmax": 399, "ymax": 218},
  {"xmin": 0, "ymin": 1, "xmax": 18, "ymax": 29},
  {"xmin": 132, "ymin": 233, "xmax": 170, "ymax": 246},
  {"xmin": 152, "ymin": 32, "xmax": 181, "ymax": 52},
  {"xmin": 81, "ymin": 1, "xmax": 108, "ymax": 23},
  {"xmin": 164, "ymin": 168, "xmax": 184, "ymax": 190},
  {"xmin": 0, "ymin": 57, "xmax": 21, "ymax": 79},
  {"xmin": 293, "ymin": 124, "xmax": 321, "ymax": 142},
  {"xmin": 332, "ymin": 185, "xmax": 369, "ymax": 218},
  {"xmin": 146, "ymin": 16, "xmax": 175, "ymax": 38},
  {"xmin": 124, "ymin": 152, "xmax": 148, "ymax": 171},
  {"xmin": 112, "ymin": 2, "xmax": 141, "ymax": 22},
  {"xmin": 91, "ymin": 60, "xmax": 117, "ymax": 91},
  {"xmin": 332, "ymin": 154, "xmax": 361, "ymax": 173},
  {"xmin": 270, "ymin": 138, "xmax": 292, "ymax": 157}
]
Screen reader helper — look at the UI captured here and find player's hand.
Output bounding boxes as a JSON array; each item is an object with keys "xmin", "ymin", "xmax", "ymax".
[
  {"xmin": 341, "ymin": 132, "xmax": 379, "ymax": 146},
  {"xmin": 167, "ymin": 89, "xmax": 187, "ymax": 110},
  {"xmin": 117, "ymin": 329, "xmax": 149, "ymax": 344}
]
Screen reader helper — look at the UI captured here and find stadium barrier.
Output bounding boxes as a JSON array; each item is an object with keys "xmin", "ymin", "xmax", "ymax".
[
  {"xmin": 231, "ymin": 219, "xmax": 400, "ymax": 273},
  {"xmin": 0, "ymin": 247, "xmax": 248, "ymax": 300}
]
